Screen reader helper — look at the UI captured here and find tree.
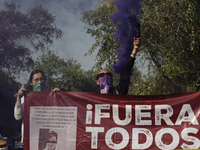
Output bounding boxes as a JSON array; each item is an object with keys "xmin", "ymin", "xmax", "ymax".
[
  {"xmin": 81, "ymin": 0, "xmax": 118, "ymax": 70},
  {"xmin": 82, "ymin": 0, "xmax": 200, "ymax": 93},
  {"xmin": 30, "ymin": 50, "xmax": 99, "ymax": 93},
  {"xmin": 140, "ymin": 0, "xmax": 200, "ymax": 92},
  {"xmin": 0, "ymin": 2, "xmax": 62, "ymax": 75}
]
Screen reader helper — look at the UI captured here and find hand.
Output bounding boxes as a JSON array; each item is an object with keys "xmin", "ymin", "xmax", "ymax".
[
  {"xmin": 17, "ymin": 87, "xmax": 27, "ymax": 100},
  {"xmin": 51, "ymin": 87, "xmax": 60, "ymax": 92},
  {"xmin": 131, "ymin": 37, "xmax": 141, "ymax": 57},
  {"xmin": 133, "ymin": 37, "xmax": 141, "ymax": 49}
]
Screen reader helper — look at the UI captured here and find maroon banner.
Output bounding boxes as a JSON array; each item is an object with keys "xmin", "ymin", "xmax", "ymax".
[{"xmin": 24, "ymin": 91, "xmax": 200, "ymax": 150}]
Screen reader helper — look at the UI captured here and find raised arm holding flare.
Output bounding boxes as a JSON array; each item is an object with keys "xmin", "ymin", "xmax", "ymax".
[{"xmin": 96, "ymin": 37, "xmax": 141, "ymax": 94}]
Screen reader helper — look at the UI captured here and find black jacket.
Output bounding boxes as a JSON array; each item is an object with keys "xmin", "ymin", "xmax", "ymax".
[{"xmin": 109, "ymin": 56, "xmax": 135, "ymax": 94}]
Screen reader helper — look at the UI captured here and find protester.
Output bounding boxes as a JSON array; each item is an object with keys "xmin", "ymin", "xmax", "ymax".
[
  {"xmin": 14, "ymin": 70, "xmax": 60, "ymax": 142},
  {"xmin": 96, "ymin": 37, "xmax": 141, "ymax": 94}
]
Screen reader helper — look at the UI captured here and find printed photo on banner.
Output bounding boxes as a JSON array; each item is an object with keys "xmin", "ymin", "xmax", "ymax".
[{"xmin": 29, "ymin": 106, "xmax": 77, "ymax": 150}]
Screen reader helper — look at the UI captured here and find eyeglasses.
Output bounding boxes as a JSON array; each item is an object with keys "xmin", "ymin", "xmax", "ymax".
[
  {"xmin": 46, "ymin": 140, "xmax": 57, "ymax": 144},
  {"xmin": 96, "ymin": 72, "xmax": 112, "ymax": 80}
]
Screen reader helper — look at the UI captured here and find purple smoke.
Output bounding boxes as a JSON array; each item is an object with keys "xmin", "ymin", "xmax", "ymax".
[{"xmin": 110, "ymin": 0, "xmax": 141, "ymax": 74}]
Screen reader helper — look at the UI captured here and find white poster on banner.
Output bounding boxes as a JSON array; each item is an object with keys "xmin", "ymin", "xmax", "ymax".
[{"xmin": 30, "ymin": 106, "xmax": 77, "ymax": 150}]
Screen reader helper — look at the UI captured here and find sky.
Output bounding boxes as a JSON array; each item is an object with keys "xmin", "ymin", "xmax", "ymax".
[
  {"xmin": 0, "ymin": 0, "xmax": 101, "ymax": 84},
  {"xmin": 1, "ymin": 0, "xmax": 99, "ymax": 70}
]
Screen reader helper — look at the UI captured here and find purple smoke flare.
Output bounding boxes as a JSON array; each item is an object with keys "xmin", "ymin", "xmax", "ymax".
[{"xmin": 110, "ymin": 0, "xmax": 141, "ymax": 74}]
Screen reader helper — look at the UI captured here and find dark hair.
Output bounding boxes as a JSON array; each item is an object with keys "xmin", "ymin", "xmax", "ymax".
[
  {"xmin": 47, "ymin": 131, "xmax": 58, "ymax": 141},
  {"xmin": 29, "ymin": 70, "xmax": 45, "ymax": 84},
  {"xmin": 60, "ymin": 88, "xmax": 67, "ymax": 91}
]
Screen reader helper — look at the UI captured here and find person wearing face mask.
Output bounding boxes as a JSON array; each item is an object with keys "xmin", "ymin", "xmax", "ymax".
[
  {"xmin": 96, "ymin": 37, "xmax": 141, "ymax": 94},
  {"xmin": 14, "ymin": 70, "xmax": 60, "ymax": 143}
]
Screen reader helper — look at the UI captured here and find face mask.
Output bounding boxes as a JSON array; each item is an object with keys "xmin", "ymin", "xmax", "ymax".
[
  {"xmin": 99, "ymin": 75, "xmax": 112, "ymax": 94},
  {"xmin": 32, "ymin": 81, "xmax": 46, "ymax": 91}
]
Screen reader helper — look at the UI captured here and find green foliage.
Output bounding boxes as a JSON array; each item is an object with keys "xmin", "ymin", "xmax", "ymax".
[
  {"xmin": 140, "ymin": 0, "xmax": 200, "ymax": 92},
  {"xmin": 129, "ymin": 74, "xmax": 177, "ymax": 95},
  {"xmin": 81, "ymin": 0, "xmax": 118, "ymax": 70},
  {"xmin": 31, "ymin": 50, "xmax": 99, "ymax": 92}
]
